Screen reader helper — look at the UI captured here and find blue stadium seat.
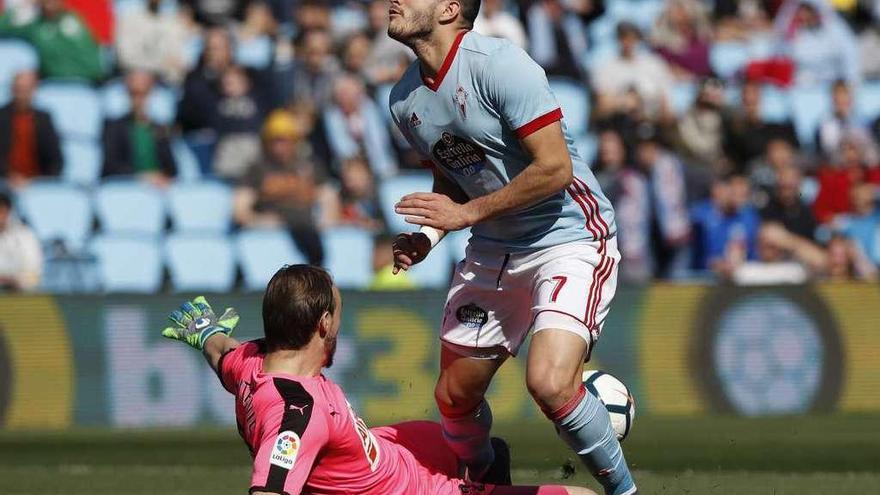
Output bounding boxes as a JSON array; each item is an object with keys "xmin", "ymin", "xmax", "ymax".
[
  {"xmin": 670, "ymin": 82, "xmax": 697, "ymax": 115},
  {"xmin": 759, "ymin": 85, "xmax": 791, "ymax": 123},
  {"xmin": 165, "ymin": 233, "xmax": 236, "ymax": 292},
  {"xmin": 171, "ymin": 138, "xmax": 202, "ymax": 181},
  {"xmin": 62, "ymin": 139, "xmax": 102, "ymax": 186},
  {"xmin": 34, "ymin": 82, "xmax": 102, "ymax": 140},
  {"xmin": 95, "ymin": 180, "xmax": 166, "ymax": 235},
  {"xmin": 789, "ymin": 85, "xmax": 831, "ymax": 148},
  {"xmin": 408, "ymin": 239, "xmax": 452, "ymax": 289},
  {"xmin": 0, "ymin": 39, "xmax": 38, "ymax": 91},
  {"xmin": 101, "ymin": 79, "xmax": 177, "ymax": 125},
  {"xmin": 549, "ymin": 78, "xmax": 589, "ymax": 137},
  {"xmin": 323, "ymin": 227, "xmax": 374, "ymax": 289},
  {"xmin": 378, "ymin": 172, "xmax": 435, "ymax": 234},
  {"xmin": 235, "ymin": 229, "xmax": 305, "ymax": 291},
  {"xmin": 235, "ymin": 36, "xmax": 273, "ymax": 69},
  {"xmin": 856, "ymin": 81, "xmax": 880, "ymax": 122},
  {"xmin": 166, "ymin": 181, "xmax": 233, "ymax": 233},
  {"xmin": 710, "ymin": 42, "xmax": 751, "ymax": 80},
  {"xmin": 91, "ymin": 234, "xmax": 163, "ymax": 293},
  {"xmin": 16, "ymin": 180, "xmax": 92, "ymax": 250}
]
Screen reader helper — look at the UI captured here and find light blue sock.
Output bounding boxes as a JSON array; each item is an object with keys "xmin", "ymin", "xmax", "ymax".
[
  {"xmin": 551, "ymin": 387, "xmax": 636, "ymax": 495},
  {"xmin": 440, "ymin": 400, "xmax": 495, "ymax": 474}
]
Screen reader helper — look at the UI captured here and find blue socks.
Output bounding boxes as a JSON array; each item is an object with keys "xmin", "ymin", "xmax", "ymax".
[
  {"xmin": 549, "ymin": 385, "xmax": 636, "ymax": 495},
  {"xmin": 440, "ymin": 400, "xmax": 495, "ymax": 475}
]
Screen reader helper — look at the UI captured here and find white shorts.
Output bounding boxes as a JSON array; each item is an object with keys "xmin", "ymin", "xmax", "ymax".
[{"xmin": 440, "ymin": 236, "xmax": 620, "ymax": 357}]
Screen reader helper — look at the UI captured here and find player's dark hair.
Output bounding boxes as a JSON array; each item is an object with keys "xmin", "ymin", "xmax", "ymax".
[
  {"xmin": 263, "ymin": 264, "xmax": 336, "ymax": 351},
  {"xmin": 459, "ymin": 0, "xmax": 481, "ymax": 28}
]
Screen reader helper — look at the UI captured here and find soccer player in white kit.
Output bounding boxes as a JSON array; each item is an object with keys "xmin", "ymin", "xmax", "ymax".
[{"xmin": 387, "ymin": 2, "xmax": 637, "ymax": 495}]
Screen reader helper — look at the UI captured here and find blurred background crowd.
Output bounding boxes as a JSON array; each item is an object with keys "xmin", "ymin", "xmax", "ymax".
[{"xmin": 2, "ymin": 0, "xmax": 880, "ymax": 293}]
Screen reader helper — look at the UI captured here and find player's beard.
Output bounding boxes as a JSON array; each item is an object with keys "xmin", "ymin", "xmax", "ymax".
[
  {"xmin": 324, "ymin": 335, "xmax": 338, "ymax": 368},
  {"xmin": 387, "ymin": 7, "xmax": 435, "ymax": 46}
]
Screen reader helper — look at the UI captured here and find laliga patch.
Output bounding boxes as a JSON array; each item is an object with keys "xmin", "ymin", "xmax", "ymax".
[
  {"xmin": 456, "ymin": 304, "xmax": 488, "ymax": 329},
  {"xmin": 270, "ymin": 430, "xmax": 300, "ymax": 470}
]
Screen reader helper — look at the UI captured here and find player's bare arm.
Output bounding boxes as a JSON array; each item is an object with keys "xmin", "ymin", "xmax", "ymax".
[
  {"xmin": 392, "ymin": 166, "xmax": 468, "ymax": 273},
  {"xmin": 203, "ymin": 333, "xmax": 240, "ymax": 374},
  {"xmin": 395, "ymin": 121, "xmax": 573, "ymax": 230}
]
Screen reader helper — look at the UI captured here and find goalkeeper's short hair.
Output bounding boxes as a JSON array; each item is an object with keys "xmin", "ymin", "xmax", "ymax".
[{"xmin": 263, "ymin": 264, "xmax": 336, "ymax": 351}]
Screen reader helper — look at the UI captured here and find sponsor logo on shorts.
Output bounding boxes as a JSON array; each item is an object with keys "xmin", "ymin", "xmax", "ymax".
[
  {"xmin": 270, "ymin": 430, "xmax": 300, "ymax": 470},
  {"xmin": 456, "ymin": 304, "xmax": 488, "ymax": 329}
]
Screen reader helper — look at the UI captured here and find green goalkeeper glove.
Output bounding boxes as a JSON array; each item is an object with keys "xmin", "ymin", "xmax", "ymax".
[{"xmin": 161, "ymin": 296, "xmax": 240, "ymax": 350}]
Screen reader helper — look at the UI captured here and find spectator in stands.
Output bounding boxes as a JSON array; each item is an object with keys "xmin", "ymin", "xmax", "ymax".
[
  {"xmin": 526, "ymin": 0, "xmax": 589, "ymax": 80},
  {"xmin": 723, "ymin": 81, "xmax": 799, "ymax": 172},
  {"xmin": 101, "ymin": 71, "xmax": 176, "ymax": 186},
  {"xmin": 324, "ymin": 156, "xmax": 385, "ymax": 232},
  {"xmin": 294, "ymin": 0, "xmax": 332, "ymax": 32},
  {"xmin": 341, "ymin": 32, "xmax": 375, "ymax": 82},
  {"xmin": 0, "ymin": 70, "xmax": 62, "ymax": 188},
  {"xmin": 363, "ymin": 0, "xmax": 412, "ymax": 86},
  {"xmin": 370, "ymin": 233, "xmax": 415, "ymax": 291},
  {"xmin": 760, "ymin": 165, "xmax": 817, "ymax": 240},
  {"xmin": 651, "ymin": 0, "xmax": 713, "ymax": 78},
  {"xmin": 115, "ymin": 0, "xmax": 191, "ymax": 85},
  {"xmin": 593, "ymin": 22, "xmax": 673, "ymax": 122},
  {"xmin": 749, "ymin": 138, "xmax": 803, "ymax": 195},
  {"xmin": 323, "ymin": 73, "xmax": 397, "ymax": 178},
  {"xmin": 838, "ymin": 182, "xmax": 880, "ymax": 265},
  {"xmin": 474, "ymin": 0, "xmax": 528, "ymax": 49},
  {"xmin": 690, "ymin": 174, "xmax": 761, "ymax": 274},
  {"xmin": 286, "ymin": 29, "xmax": 341, "ymax": 107},
  {"xmin": 211, "ymin": 65, "xmax": 270, "ymax": 179},
  {"xmin": 817, "ymin": 79, "xmax": 872, "ymax": 158},
  {"xmin": 773, "ymin": 0, "xmax": 860, "ymax": 86},
  {"xmin": 181, "ymin": 0, "xmax": 247, "ymax": 26},
  {"xmin": 825, "ymin": 233, "xmax": 879, "ymax": 280},
  {"xmin": 64, "ymin": 0, "xmax": 113, "ymax": 46},
  {"xmin": 0, "ymin": 0, "xmax": 104, "ymax": 82},
  {"xmin": 673, "ymin": 78, "xmax": 728, "ymax": 174},
  {"xmin": 636, "ymin": 132, "xmax": 691, "ymax": 278},
  {"xmin": 0, "ymin": 190, "xmax": 42, "ymax": 291},
  {"xmin": 234, "ymin": 1, "xmax": 277, "ymax": 70},
  {"xmin": 813, "ymin": 132, "xmax": 880, "ymax": 224},
  {"xmin": 177, "ymin": 27, "xmax": 235, "ymax": 172},
  {"xmin": 730, "ymin": 222, "xmax": 826, "ymax": 284},
  {"xmin": 234, "ymin": 109, "xmax": 326, "ymax": 265}
]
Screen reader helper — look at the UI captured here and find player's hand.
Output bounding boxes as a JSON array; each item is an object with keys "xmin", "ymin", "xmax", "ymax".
[
  {"xmin": 161, "ymin": 296, "xmax": 240, "ymax": 351},
  {"xmin": 395, "ymin": 192, "xmax": 476, "ymax": 231},
  {"xmin": 392, "ymin": 232, "xmax": 432, "ymax": 274}
]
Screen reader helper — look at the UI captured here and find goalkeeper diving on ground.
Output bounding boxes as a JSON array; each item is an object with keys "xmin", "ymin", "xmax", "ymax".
[{"xmin": 161, "ymin": 264, "xmax": 599, "ymax": 495}]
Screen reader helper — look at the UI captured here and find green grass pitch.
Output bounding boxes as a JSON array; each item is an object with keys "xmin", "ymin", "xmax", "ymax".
[{"xmin": 1, "ymin": 415, "xmax": 877, "ymax": 494}]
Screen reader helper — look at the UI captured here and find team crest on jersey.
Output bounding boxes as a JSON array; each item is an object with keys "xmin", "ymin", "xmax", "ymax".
[
  {"xmin": 270, "ymin": 430, "xmax": 301, "ymax": 470},
  {"xmin": 454, "ymin": 86, "xmax": 469, "ymax": 120},
  {"xmin": 409, "ymin": 112, "xmax": 422, "ymax": 127}
]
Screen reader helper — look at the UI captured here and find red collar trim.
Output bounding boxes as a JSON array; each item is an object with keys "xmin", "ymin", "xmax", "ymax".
[{"xmin": 421, "ymin": 30, "xmax": 468, "ymax": 92}]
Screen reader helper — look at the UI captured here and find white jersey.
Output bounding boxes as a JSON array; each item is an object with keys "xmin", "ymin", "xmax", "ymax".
[{"xmin": 389, "ymin": 30, "xmax": 615, "ymax": 253}]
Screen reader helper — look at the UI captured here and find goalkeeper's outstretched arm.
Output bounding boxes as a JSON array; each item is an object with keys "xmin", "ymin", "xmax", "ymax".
[{"xmin": 203, "ymin": 333, "xmax": 240, "ymax": 375}]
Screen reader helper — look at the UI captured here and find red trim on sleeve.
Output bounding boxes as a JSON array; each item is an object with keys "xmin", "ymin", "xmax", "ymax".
[
  {"xmin": 422, "ymin": 30, "xmax": 469, "ymax": 92},
  {"xmin": 515, "ymin": 108, "xmax": 563, "ymax": 139}
]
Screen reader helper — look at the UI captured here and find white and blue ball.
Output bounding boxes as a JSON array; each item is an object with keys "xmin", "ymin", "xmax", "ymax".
[{"xmin": 582, "ymin": 370, "xmax": 635, "ymax": 442}]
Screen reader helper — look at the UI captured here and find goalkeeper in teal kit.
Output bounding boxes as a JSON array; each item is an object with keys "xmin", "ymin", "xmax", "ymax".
[{"xmin": 387, "ymin": 1, "xmax": 636, "ymax": 494}]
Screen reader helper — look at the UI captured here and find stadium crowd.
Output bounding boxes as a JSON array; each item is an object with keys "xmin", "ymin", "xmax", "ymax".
[{"xmin": 2, "ymin": 0, "xmax": 880, "ymax": 292}]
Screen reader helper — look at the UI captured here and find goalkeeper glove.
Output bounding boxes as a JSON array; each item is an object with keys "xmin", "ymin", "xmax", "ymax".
[{"xmin": 161, "ymin": 296, "xmax": 240, "ymax": 351}]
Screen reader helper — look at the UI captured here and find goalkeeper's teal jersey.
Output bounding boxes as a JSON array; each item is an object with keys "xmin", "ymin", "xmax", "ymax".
[{"xmin": 389, "ymin": 30, "xmax": 616, "ymax": 253}]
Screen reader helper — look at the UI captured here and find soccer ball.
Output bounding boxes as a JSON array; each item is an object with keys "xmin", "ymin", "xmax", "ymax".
[{"xmin": 582, "ymin": 370, "xmax": 635, "ymax": 442}]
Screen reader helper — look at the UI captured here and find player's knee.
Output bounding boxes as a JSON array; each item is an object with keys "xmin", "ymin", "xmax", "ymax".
[
  {"xmin": 434, "ymin": 376, "xmax": 485, "ymax": 417},
  {"xmin": 526, "ymin": 364, "xmax": 581, "ymax": 412}
]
